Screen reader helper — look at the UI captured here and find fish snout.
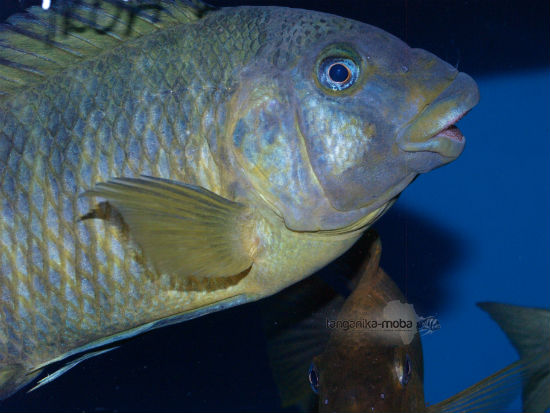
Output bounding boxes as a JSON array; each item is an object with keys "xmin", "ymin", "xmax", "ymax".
[{"xmin": 397, "ymin": 72, "xmax": 480, "ymax": 159}]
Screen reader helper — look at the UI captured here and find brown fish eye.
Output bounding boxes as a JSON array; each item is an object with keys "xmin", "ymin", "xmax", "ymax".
[
  {"xmin": 318, "ymin": 57, "xmax": 359, "ymax": 91},
  {"xmin": 308, "ymin": 362, "xmax": 320, "ymax": 394},
  {"xmin": 400, "ymin": 354, "xmax": 412, "ymax": 386}
]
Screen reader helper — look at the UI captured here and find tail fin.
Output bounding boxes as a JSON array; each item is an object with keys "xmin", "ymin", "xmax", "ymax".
[{"xmin": 478, "ymin": 302, "xmax": 550, "ymax": 413}]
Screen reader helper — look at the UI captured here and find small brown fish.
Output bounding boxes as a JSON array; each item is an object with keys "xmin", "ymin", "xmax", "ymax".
[{"xmin": 264, "ymin": 234, "xmax": 549, "ymax": 412}]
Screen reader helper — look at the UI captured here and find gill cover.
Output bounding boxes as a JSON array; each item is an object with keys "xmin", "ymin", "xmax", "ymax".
[{"xmin": 228, "ymin": 11, "xmax": 478, "ymax": 231}]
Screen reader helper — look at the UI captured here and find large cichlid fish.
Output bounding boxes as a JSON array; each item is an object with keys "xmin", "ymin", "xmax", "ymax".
[
  {"xmin": 0, "ymin": 0, "xmax": 479, "ymax": 398},
  {"xmin": 265, "ymin": 234, "xmax": 549, "ymax": 412}
]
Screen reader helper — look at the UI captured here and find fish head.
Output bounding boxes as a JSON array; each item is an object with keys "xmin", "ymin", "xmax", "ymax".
[
  {"xmin": 227, "ymin": 9, "xmax": 479, "ymax": 231},
  {"xmin": 308, "ymin": 240, "xmax": 425, "ymax": 412},
  {"xmin": 312, "ymin": 333, "xmax": 425, "ymax": 412}
]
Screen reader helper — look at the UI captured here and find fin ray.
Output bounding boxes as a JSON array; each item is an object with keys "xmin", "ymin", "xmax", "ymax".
[
  {"xmin": 477, "ymin": 302, "xmax": 550, "ymax": 413},
  {"xmin": 427, "ymin": 358, "xmax": 535, "ymax": 413},
  {"xmin": 84, "ymin": 176, "xmax": 256, "ymax": 279},
  {"xmin": 28, "ymin": 347, "xmax": 118, "ymax": 393},
  {"xmin": 0, "ymin": 0, "xmax": 214, "ymax": 96},
  {"xmin": 0, "ymin": 365, "xmax": 42, "ymax": 400}
]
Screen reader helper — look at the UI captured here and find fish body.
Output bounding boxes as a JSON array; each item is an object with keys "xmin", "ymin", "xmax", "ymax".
[
  {"xmin": 265, "ymin": 235, "xmax": 549, "ymax": 412},
  {"xmin": 0, "ymin": 0, "xmax": 478, "ymax": 397},
  {"xmin": 312, "ymin": 245, "xmax": 426, "ymax": 412}
]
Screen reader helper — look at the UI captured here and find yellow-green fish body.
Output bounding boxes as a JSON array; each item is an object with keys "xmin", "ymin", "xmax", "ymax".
[{"xmin": 0, "ymin": 0, "xmax": 479, "ymax": 398}]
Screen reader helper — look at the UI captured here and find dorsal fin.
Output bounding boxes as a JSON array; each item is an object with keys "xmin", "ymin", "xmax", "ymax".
[{"xmin": 0, "ymin": 0, "xmax": 214, "ymax": 97}]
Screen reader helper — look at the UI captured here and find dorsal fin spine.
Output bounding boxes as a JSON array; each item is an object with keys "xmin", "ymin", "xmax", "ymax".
[{"xmin": 0, "ymin": 0, "xmax": 213, "ymax": 97}]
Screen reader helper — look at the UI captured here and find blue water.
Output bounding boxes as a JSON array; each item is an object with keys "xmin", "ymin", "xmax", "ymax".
[
  {"xmin": 381, "ymin": 68, "xmax": 550, "ymax": 410},
  {"xmin": 0, "ymin": 1, "xmax": 548, "ymax": 412}
]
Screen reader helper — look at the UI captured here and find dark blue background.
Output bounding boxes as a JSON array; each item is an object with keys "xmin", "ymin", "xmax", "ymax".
[{"xmin": 1, "ymin": 0, "xmax": 549, "ymax": 411}]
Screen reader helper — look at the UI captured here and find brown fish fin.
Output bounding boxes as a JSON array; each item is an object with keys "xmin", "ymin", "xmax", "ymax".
[
  {"xmin": 262, "ymin": 277, "xmax": 344, "ymax": 410},
  {"xmin": 428, "ymin": 301, "xmax": 550, "ymax": 413},
  {"xmin": 477, "ymin": 302, "xmax": 550, "ymax": 412},
  {"xmin": 0, "ymin": 364, "xmax": 42, "ymax": 400},
  {"xmin": 83, "ymin": 176, "xmax": 256, "ymax": 279},
  {"xmin": 427, "ymin": 357, "xmax": 540, "ymax": 413},
  {"xmin": 351, "ymin": 230, "xmax": 382, "ymax": 290},
  {"xmin": 0, "ymin": 0, "xmax": 214, "ymax": 96}
]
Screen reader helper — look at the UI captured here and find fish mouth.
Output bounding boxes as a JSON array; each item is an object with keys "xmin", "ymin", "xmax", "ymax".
[{"xmin": 397, "ymin": 72, "xmax": 480, "ymax": 159}]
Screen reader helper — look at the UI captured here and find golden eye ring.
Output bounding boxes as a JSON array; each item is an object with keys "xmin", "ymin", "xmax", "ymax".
[{"xmin": 317, "ymin": 55, "xmax": 359, "ymax": 92}]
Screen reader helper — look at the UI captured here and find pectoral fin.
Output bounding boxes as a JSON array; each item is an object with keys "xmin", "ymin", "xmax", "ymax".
[
  {"xmin": 83, "ymin": 176, "xmax": 257, "ymax": 278},
  {"xmin": 261, "ymin": 274, "xmax": 343, "ymax": 411}
]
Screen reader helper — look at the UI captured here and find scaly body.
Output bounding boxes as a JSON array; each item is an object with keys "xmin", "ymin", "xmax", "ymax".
[
  {"xmin": 0, "ymin": 5, "xmax": 364, "ymax": 391},
  {"xmin": 0, "ymin": 0, "xmax": 479, "ymax": 398}
]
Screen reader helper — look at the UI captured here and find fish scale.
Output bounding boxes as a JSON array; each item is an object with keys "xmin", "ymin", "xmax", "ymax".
[
  {"xmin": 0, "ymin": 0, "xmax": 481, "ymax": 400},
  {"xmin": 0, "ymin": 5, "xmax": 266, "ymax": 378}
]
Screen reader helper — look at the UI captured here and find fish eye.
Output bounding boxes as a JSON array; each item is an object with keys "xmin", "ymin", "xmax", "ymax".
[
  {"xmin": 308, "ymin": 362, "xmax": 320, "ymax": 394},
  {"xmin": 399, "ymin": 354, "xmax": 412, "ymax": 386},
  {"xmin": 328, "ymin": 63, "xmax": 351, "ymax": 83},
  {"xmin": 318, "ymin": 57, "xmax": 359, "ymax": 91}
]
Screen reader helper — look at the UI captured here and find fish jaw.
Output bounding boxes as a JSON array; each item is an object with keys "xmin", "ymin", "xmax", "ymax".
[{"xmin": 397, "ymin": 72, "xmax": 480, "ymax": 159}]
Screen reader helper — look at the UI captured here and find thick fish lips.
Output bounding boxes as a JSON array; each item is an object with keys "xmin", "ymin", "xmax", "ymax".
[{"xmin": 397, "ymin": 72, "xmax": 480, "ymax": 159}]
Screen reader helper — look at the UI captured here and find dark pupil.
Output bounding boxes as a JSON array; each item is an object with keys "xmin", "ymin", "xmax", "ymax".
[
  {"xmin": 308, "ymin": 363, "xmax": 319, "ymax": 393},
  {"xmin": 328, "ymin": 63, "xmax": 349, "ymax": 83},
  {"xmin": 402, "ymin": 354, "xmax": 412, "ymax": 385}
]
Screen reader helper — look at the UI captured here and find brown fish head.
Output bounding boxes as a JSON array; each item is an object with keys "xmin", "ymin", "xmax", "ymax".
[
  {"xmin": 309, "ymin": 242, "xmax": 426, "ymax": 412},
  {"xmin": 226, "ymin": 8, "xmax": 479, "ymax": 231},
  {"xmin": 312, "ymin": 337, "xmax": 425, "ymax": 413}
]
